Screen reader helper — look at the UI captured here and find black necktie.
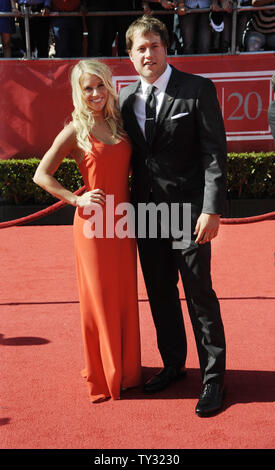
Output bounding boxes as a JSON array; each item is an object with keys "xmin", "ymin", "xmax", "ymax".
[{"xmin": 145, "ymin": 85, "xmax": 156, "ymax": 145}]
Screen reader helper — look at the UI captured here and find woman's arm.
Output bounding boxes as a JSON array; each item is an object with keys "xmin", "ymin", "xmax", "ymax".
[
  {"xmin": 33, "ymin": 123, "xmax": 80, "ymax": 206},
  {"xmin": 33, "ymin": 123, "xmax": 106, "ymax": 207}
]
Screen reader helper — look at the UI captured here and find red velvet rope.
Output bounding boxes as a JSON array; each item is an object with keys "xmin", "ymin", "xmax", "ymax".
[
  {"xmin": 0, "ymin": 186, "xmax": 85, "ymax": 229},
  {"xmin": 0, "ymin": 185, "xmax": 274, "ymax": 228},
  {"xmin": 220, "ymin": 211, "xmax": 275, "ymax": 224}
]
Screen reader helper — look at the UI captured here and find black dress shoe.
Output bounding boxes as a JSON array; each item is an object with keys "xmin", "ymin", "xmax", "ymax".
[
  {"xmin": 195, "ymin": 383, "xmax": 225, "ymax": 417},
  {"xmin": 143, "ymin": 366, "xmax": 187, "ymax": 394}
]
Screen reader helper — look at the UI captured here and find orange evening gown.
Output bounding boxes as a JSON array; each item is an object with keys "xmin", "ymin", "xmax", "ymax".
[{"xmin": 73, "ymin": 134, "xmax": 141, "ymax": 403}]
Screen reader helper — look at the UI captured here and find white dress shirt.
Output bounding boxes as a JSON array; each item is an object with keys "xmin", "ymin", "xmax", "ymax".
[{"xmin": 133, "ymin": 64, "xmax": 172, "ymax": 137}]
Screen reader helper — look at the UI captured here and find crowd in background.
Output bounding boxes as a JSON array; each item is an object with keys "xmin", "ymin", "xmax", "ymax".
[{"xmin": 0, "ymin": 0, "xmax": 274, "ymax": 58}]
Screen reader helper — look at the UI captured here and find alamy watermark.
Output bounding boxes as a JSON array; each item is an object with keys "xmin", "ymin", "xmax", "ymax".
[{"xmin": 82, "ymin": 195, "xmax": 192, "ymax": 250}]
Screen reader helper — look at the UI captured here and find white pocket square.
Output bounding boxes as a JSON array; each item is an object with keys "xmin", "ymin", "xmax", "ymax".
[{"xmin": 171, "ymin": 112, "xmax": 189, "ymax": 120}]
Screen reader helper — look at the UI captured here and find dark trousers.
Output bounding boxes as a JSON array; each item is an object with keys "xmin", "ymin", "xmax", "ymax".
[
  {"xmin": 179, "ymin": 12, "xmax": 212, "ymax": 54},
  {"xmin": 137, "ymin": 234, "xmax": 226, "ymax": 385},
  {"xmin": 86, "ymin": 14, "xmax": 113, "ymax": 57},
  {"xmin": 19, "ymin": 6, "xmax": 50, "ymax": 57},
  {"xmin": 52, "ymin": 17, "xmax": 83, "ymax": 58},
  {"xmin": 86, "ymin": 0, "xmax": 113, "ymax": 57}
]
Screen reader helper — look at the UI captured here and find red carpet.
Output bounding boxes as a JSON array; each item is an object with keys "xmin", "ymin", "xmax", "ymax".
[{"xmin": 0, "ymin": 222, "xmax": 274, "ymax": 449}]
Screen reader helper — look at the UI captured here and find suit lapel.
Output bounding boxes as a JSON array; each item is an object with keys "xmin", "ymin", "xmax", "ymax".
[
  {"xmin": 156, "ymin": 67, "xmax": 181, "ymax": 127},
  {"xmin": 123, "ymin": 81, "xmax": 147, "ymax": 149}
]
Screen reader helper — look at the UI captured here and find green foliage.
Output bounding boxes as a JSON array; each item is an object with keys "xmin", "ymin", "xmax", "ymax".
[
  {"xmin": 0, "ymin": 158, "xmax": 83, "ymax": 205},
  {"xmin": 0, "ymin": 153, "xmax": 274, "ymax": 205},
  {"xmin": 227, "ymin": 152, "xmax": 275, "ymax": 199}
]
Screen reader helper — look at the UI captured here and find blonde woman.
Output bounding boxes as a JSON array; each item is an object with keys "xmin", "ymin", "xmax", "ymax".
[{"xmin": 33, "ymin": 60, "xmax": 141, "ymax": 403}]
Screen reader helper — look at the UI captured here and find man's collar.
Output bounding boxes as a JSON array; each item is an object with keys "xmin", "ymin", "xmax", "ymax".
[{"xmin": 140, "ymin": 64, "xmax": 172, "ymax": 94}]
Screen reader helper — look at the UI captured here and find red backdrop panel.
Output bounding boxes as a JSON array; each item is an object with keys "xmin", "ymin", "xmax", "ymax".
[{"xmin": 0, "ymin": 54, "xmax": 274, "ymax": 159}]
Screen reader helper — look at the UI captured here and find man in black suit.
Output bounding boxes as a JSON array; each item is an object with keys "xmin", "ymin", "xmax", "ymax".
[
  {"xmin": 119, "ymin": 15, "xmax": 227, "ymax": 417},
  {"xmin": 268, "ymin": 73, "xmax": 275, "ymax": 143}
]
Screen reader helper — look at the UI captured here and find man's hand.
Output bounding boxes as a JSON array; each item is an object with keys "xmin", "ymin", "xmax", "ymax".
[
  {"xmin": 41, "ymin": 7, "xmax": 50, "ymax": 15},
  {"xmin": 142, "ymin": 1, "xmax": 151, "ymax": 14},
  {"xmin": 177, "ymin": 1, "xmax": 187, "ymax": 15},
  {"xmin": 194, "ymin": 213, "xmax": 220, "ymax": 244}
]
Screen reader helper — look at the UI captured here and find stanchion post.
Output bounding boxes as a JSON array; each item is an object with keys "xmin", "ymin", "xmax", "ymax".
[
  {"xmin": 231, "ymin": 0, "xmax": 239, "ymax": 54},
  {"xmin": 22, "ymin": 4, "xmax": 32, "ymax": 59}
]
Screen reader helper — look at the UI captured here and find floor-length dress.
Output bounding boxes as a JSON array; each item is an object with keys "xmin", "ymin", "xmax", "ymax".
[{"xmin": 73, "ymin": 134, "xmax": 141, "ymax": 403}]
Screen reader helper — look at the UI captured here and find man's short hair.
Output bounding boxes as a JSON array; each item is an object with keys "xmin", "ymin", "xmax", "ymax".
[{"xmin": 126, "ymin": 15, "xmax": 170, "ymax": 51}]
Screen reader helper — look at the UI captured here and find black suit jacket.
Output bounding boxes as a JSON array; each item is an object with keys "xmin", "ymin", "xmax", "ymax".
[
  {"xmin": 119, "ymin": 66, "xmax": 227, "ymax": 217},
  {"xmin": 268, "ymin": 100, "xmax": 275, "ymax": 144}
]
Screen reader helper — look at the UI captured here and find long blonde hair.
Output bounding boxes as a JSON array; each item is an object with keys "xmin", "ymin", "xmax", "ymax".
[{"xmin": 70, "ymin": 60, "xmax": 125, "ymax": 154}]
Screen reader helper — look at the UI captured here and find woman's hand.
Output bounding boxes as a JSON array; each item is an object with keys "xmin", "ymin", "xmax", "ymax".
[
  {"xmin": 220, "ymin": 0, "xmax": 233, "ymax": 12},
  {"xmin": 76, "ymin": 189, "xmax": 106, "ymax": 208},
  {"xmin": 210, "ymin": 0, "xmax": 221, "ymax": 11},
  {"xmin": 160, "ymin": 0, "xmax": 177, "ymax": 9},
  {"xmin": 11, "ymin": 0, "xmax": 20, "ymax": 15}
]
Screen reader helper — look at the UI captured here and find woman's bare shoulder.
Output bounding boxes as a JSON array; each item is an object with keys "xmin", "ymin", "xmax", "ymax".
[
  {"xmin": 60, "ymin": 121, "xmax": 77, "ymax": 143},
  {"xmin": 49, "ymin": 121, "xmax": 78, "ymax": 155},
  {"xmin": 61, "ymin": 122, "xmax": 85, "ymax": 164}
]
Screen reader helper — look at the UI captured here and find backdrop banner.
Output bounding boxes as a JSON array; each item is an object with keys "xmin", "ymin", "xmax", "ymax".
[{"xmin": 0, "ymin": 54, "xmax": 274, "ymax": 159}]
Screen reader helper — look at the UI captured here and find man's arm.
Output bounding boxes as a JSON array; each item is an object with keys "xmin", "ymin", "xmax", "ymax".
[
  {"xmin": 194, "ymin": 78, "xmax": 227, "ymax": 244},
  {"xmin": 268, "ymin": 100, "xmax": 275, "ymax": 142}
]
